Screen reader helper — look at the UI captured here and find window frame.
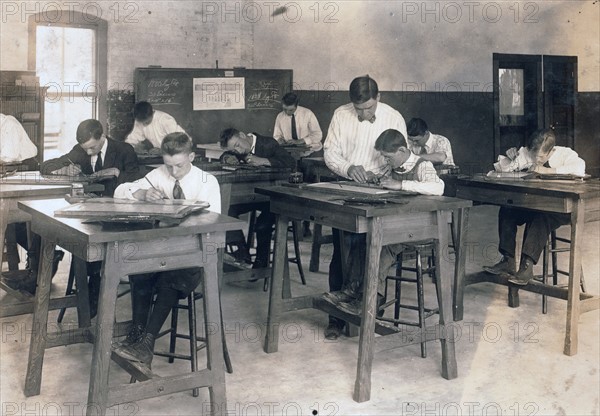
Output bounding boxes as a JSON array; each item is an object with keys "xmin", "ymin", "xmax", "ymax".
[{"xmin": 28, "ymin": 11, "xmax": 108, "ymax": 129}]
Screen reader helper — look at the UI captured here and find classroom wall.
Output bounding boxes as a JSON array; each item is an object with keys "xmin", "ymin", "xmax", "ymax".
[{"xmin": 1, "ymin": 1, "xmax": 598, "ymax": 173}]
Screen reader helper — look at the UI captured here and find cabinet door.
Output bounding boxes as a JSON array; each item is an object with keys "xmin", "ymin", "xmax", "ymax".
[
  {"xmin": 543, "ymin": 55, "xmax": 577, "ymax": 148},
  {"xmin": 493, "ymin": 53, "xmax": 543, "ymax": 161}
]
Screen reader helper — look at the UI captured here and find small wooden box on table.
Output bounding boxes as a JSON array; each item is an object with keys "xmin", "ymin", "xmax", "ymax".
[
  {"xmin": 18, "ymin": 198, "xmax": 244, "ymax": 416},
  {"xmin": 256, "ymin": 185, "xmax": 471, "ymax": 403},
  {"xmin": 454, "ymin": 175, "xmax": 600, "ymax": 356}
]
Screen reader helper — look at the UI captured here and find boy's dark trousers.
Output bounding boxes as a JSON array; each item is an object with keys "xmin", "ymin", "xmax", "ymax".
[{"xmin": 498, "ymin": 206, "xmax": 570, "ymax": 263}]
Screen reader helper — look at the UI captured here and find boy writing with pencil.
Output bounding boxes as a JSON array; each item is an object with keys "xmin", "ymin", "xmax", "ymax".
[
  {"xmin": 484, "ymin": 128, "xmax": 586, "ymax": 285},
  {"xmin": 335, "ymin": 128, "xmax": 445, "ymax": 315},
  {"xmin": 112, "ymin": 132, "xmax": 221, "ymax": 367}
]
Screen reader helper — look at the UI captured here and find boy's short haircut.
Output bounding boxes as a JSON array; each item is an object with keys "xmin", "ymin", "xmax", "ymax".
[
  {"xmin": 219, "ymin": 128, "xmax": 240, "ymax": 148},
  {"xmin": 407, "ymin": 118, "xmax": 428, "ymax": 137},
  {"xmin": 133, "ymin": 101, "xmax": 154, "ymax": 121},
  {"xmin": 349, "ymin": 75, "xmax": 378, "ymax": 104},
  {"xmin": 282, "ymin": 92, "xmax": 299, "ymax": 106},
  {"xmin": 374, "ymin": 129, "xmax": 408, "ymax": 153},
  {"xmin": 161, "ymin": 132, "xmax": 193, "ymax": 155},
  {"xmin": 528, "ymin": 128, "xmax": 556, "ymax": 153},
  {"xmin": 76, "ymin": 119, "xmax": 103, "ymax": 144}
]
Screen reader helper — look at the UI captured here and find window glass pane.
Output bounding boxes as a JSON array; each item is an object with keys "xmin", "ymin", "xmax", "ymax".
[{"xmin": 43, "ymin": 97, "xmax": 94, "ymax": 159}]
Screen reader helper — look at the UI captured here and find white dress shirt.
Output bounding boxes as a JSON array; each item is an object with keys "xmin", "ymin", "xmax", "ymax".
[
  {"xmin": 0, "ymin": 113, "xmax": 38, "ymax": 163},
  {"xmin": 388, "ymin": 153, "xmax": 445, "ymax": 195},
  {"xmin": 273, "ymin": 106, "xmax": 323, "ymax": 152},
  {"xmin": 410, "ymin": 132, "xmax": 455, "ymax": 166},
  {"xmin": 125, "ymin": 110, "xmax": 187, "ymax": 149},
  {"xmin": 324, "ymin": 102, "xmax": 407, "ymax": 178},
  {"xmin": 90, "ymin": 137, "xmax": 108, "ymax": 171},
  {"xmin": 494, "ymin": 146, "xmax": 585, "ymax": 176},
  {"xmin": 114, "ymin": 165, "xmax": 221, "ymax": 213}
]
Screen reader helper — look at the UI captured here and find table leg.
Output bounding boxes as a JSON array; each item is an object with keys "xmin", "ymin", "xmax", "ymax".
[
  {"xmin": 24, "ymin": 237, "xmax": 55, "ymax": 396},
  {"xmin": 453, "ymin": 207, "xmax": 469, "ymax": 321},
  {"xmin": 264, "ymin": 214, "xmax": 290, "ymax": 353},
  {"xmin": 309, "ymin": 223, "xmax": 323, "ymax": 272},
  {"xmin": 436, "ymin": 210, "xmax": 458, "ymax": 380},
  {"xmin": 202, "ymin": 233, "xmax": 228, "ymax": 413},
  {"xmin": 353, "ymin": 217, "xmax": 383, "ymax": 403},
  {"xmin": 564, "ymin": 201, "xmax": 584, "ymax": 356},
  {"xmin": 87, "ymin": 244, "xmax": 120, "ymax": 416}
]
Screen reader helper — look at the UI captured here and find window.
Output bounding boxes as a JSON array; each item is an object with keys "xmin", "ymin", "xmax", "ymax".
[{"xmin": 28, "ymin": 11, "xmax": 107, "ymax": 159}]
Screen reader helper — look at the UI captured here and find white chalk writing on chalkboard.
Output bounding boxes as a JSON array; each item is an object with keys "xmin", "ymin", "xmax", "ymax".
[
  {"xmin": 147, "ymin": 78, "xmax": 181, "ymax": 105},
  {"xmin": 246, "ymin": 80, "xmax": 281, "ymax": 110},
  {"xmin": 193, "ymin": 77, "xmax": 245, "ymax": 110}
]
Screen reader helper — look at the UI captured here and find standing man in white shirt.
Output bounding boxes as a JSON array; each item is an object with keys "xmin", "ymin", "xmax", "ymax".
[
  {"xmin": 406, "ymin": 118, "xmax": 455, "ymax": 166},
  {"xmin": 125, "ymin": 101, "xmax": 187, "ymax": 153},
  {"xmin": 322, "ymin": 75, "xmax": 407, "ymax": 339},
  {"xmin": 273, "ymin": 92, "xmax": 322, "ymax": 157}
]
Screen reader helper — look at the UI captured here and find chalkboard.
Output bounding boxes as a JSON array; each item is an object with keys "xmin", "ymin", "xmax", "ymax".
[{"xmin": 134, "ymin": 68, "xmax": 292, "ymax": 145}]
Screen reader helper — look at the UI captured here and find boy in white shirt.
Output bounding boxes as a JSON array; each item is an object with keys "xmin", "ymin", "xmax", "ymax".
[
  {"xmin": 336, "ymin": 128, "xmax": 445, "ymax": 315},
  {"xmin": 113, "ymin": 132, "xmax": 220, "ymax": 367},
  {"xmin": 125, "ymin": 101, "xmax": 187, "ymax": 153},
  {"xmin": 484, "ymin": 129, "xmax": 586, "ymax": 285}
]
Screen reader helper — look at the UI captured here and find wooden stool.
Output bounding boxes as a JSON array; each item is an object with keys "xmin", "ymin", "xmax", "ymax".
[
  {"xmin": 540, "ymin": 230, "xmax": 586, "ymax": 314},
  {"xmin": 378, "ymin": 240, "xmax": 440, "ymax": 358},
  {"xmin": 151, "ymin": 290, "xmax": 233, "ymax": 397}
]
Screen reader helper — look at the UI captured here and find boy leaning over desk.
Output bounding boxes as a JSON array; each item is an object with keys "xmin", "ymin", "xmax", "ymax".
[
  {"xmin": 112, "ymin": 132, "xmax": 221, "ymax": 367},
  {"xmin": 333, "ymin": 128, "xmax": 445, "ymax": 316},
  {"xmin": 483, "ymin": 128, "xmax": 586, "ymax": 286}
]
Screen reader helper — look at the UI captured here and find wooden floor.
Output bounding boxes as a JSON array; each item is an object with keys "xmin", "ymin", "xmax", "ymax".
[{"xmin": 1, "ymin": 205, "xmax": 599, "ymax": 415}]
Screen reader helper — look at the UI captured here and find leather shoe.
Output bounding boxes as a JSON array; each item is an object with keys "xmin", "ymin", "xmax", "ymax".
[
  {"xmin": 324, "ymin": 322, "xmax": 343, "ymax": 340},
  {"xmin": 483, "ymin": 255, "xmax": 516, "ymax": 275},
  {"xmin": 509, "ymin": 257, "xmax": 534, "ymax": 286},
  {"xmin": 337, "ymin": 294, "xmax": 386, "ymax": 317},
  {"xmin": 113, "ymin": 332, "xmax": 155, "ymax": 366},
  {"xmin": 322, "ymin": 290, "xmax": 358, "ymax": 304}
]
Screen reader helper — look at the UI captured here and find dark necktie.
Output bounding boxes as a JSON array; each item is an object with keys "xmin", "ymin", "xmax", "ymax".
[
  {"xmin": 291, "ymin": 114, "xmax": 298, "ymax": 140},
  {"xmin": 94, "ymin": 151, "xmax": 103, "ymax": 172},
  {"xmin": 543, "ymin": 161, "xmax": 551, "ymax": 168},
  {"xmin": 419, "ymin": 146, "xmax": 427, "ymax": 155},
  {"xmin": 173, "ymin": 180, "xmax": 185, "ymax": 199},
  {"xmin": 358, "ymin": 115, "xmax": 376, "ymax": 123}
]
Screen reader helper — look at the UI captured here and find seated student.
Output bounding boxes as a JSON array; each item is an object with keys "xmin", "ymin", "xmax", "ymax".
[
  {"xmin": 273, "ymin": 92, "xmax": 323, "ymax": 157},
  {"xmin": 336, "ymin": 129, "xmax": 444, "ymax": 315},
  {"xmin": 406, "ymin": 118, "xmax": 455, "ymax": 166},
  {"xmin": 484, "ymin": 128, "xmax": 585, "ymax": 285},
  {"xmin": 125, "ymin": 101, "xmax": 187, "ymax": 153},
  {"xmin": 40, "ymin": 119, "xmax": 141, "ymax": 315},
  {"xmin": 112, "ymin": 132, "xmax": 221, "ymax": 367},
  {"xmin": 1, "ymin": 113, "xmax": 38, "ymax": 165},
  {"xmin": 0, "ymin": 114, "xmax": 62, "ymax": 288},
  {"xmin": 219, "ymin": 128, "xmax": 296, "ymax": 269}
]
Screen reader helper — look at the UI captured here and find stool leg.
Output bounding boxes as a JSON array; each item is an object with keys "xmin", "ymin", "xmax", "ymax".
[
  {"xmin": 551, "ymin": 231, "xmax": 559, "ymax": 287},
  {"xmin": 187, "ymin": 293, "xmax": 199, "ymax": 397},
  {"xmin": 220, "ymin": 303, "xmax": 233, "ymax": 374},
  {"xmin": 168, "ymin": 305, "xmax": 178, "ymax": 364},
  {"xmin": 416, "ymin": 249, "xmax": 427, "ymax": 358},
  {"xmin": 246, "ymin": 210, "xmax": 257, "ymax": 250},
  {"xmin": 57, "ymin": 261, "xmax": 76, "ymax": 323},
  {"xmin": 542, "ymin": 239, "xmax": 550, "ymax": 314},
  {"xmin": 394, "ymin": 253, "xmax": 403, "ymax": 322},
  {"xmin": 291, "ymin": 221, "xmax": 306, "ymax": 285}
]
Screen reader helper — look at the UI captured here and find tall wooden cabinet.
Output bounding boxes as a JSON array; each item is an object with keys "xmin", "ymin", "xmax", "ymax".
[
  {"xmin": 492, "ymin": 53, "xmax": 577, "ymax": 160},
  {"xmin": 1, "ymin": 71, "xmax": 46, "ymax": 167}
]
